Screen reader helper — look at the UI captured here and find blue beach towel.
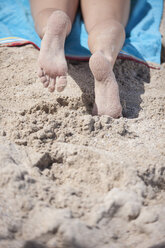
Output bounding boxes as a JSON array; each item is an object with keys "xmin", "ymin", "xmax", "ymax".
[{"xmin": 0, "ymin": 0, "xmax": 163, "ymax": 66}]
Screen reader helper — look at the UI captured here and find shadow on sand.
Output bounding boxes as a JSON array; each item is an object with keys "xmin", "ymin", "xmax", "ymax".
[
  {"xmin": 68, "ymin": 58, "xmax": 150, "ymax": 119},
  {"xmin": 149, "ymin": 242, "xmax": 165, "ymax": 248}
]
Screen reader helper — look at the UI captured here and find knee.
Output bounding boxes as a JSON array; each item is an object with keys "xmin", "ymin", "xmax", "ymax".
[
  {"xmin": 110, "ymin": 19, "xmax": 125, "ymax": 36},
  {"xmin": 34, "ymin": 9, "xmax": 71, "ymax": 38},
  {"xmin": 46, "ymin": 10, "xmax": 72, "ymax": 35},
  {"xmin": 108, "ymin": 19, "xmax": 126, "ymax": 41},
  {"xmin": 88, "ymin": 19, "xmax": 125, "ymax": 50},
  {"xmin": 88, "ymin": 19, "xmax": 125, "ymax": 37}
]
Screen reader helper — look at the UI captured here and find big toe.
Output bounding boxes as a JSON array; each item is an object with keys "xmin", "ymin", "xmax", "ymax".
[{"xmin": 56, "ymin": 76, "xmax": 67, "ymax": 92}]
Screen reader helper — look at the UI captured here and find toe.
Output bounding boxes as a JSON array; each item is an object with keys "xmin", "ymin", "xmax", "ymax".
[
  {"xmin": 48, "ymin": 78, "xmax": 56, "ymax": 92},
  {"xmin": 41, "ymin": 75, "xmax": 50, "ymax": 88},
  {"xmin": 40, "ymin": 76, "xmax": 47, "ymax": 84},
  {"xmin": 43, "ymin": 80, "xmax": 49, "ymax": 88},
  {"xmin": 56, "ymin": 76, "xmax": 67, "ymax": 92},
  {"xmin": 38, "ymin": 67, "xmax": 44, "ymax": 77}
]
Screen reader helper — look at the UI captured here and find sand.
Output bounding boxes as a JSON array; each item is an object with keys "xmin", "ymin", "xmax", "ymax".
[{"xmin": 0, "ymin": 15, "xmax": 165, "ymax": 248}]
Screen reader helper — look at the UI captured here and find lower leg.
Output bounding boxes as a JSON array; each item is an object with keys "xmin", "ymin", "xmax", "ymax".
[
  {"xmin": 81, "ymin": 0, "xmax": 130, "ymax": 117},
  {"xmin": 30, "ymin": 0, "xmax": 79, "ymax": 92},
  {"xmin": 88, "ymin": 20, "xmax": 126, "ymax": 68},
  {"xmin": 88, "ymin": 20, "xmax": 125, "ymax": 117},
  {"xmin": 31, "ymin": 0, "xmax": 79, "ymax": 38}
]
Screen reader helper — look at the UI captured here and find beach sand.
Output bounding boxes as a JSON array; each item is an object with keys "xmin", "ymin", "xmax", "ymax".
[{"xmin": 0, "ymin": 14, "xmax": 165, "ymax": 248}]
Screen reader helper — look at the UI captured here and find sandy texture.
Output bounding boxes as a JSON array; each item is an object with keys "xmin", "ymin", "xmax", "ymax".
[{"xmin": 0, "ymin": 21, "xmax": 165, "ymax": 247}]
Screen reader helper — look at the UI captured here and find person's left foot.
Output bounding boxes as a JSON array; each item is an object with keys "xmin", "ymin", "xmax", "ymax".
[{"xmin": 89, "ymin": 51, "xmax": 122, "ymax": 118}]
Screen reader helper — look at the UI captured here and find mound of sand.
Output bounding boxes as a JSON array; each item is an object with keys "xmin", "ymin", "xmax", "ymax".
[{"xmin": 0, "ymin": 13, "xmax": 165, "ymax": 247}]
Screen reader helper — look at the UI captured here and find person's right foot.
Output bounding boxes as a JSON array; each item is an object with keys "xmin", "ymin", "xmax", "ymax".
[
  {"xmin": 38, "ymin": 10, "xmax": 71, "ymax": 92},
  {"xmin": 89, "ymin": 51, "xmax": 122, "ymax": 118}
]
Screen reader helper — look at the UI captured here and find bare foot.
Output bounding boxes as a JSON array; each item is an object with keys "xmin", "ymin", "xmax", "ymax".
[
  {"xmin": 89, "ymin": 51, "xmax": 122, "ymax": 118},
  {"xmin": 38, "ymin": 11, "xmax": 71, "ymax": 92}
]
